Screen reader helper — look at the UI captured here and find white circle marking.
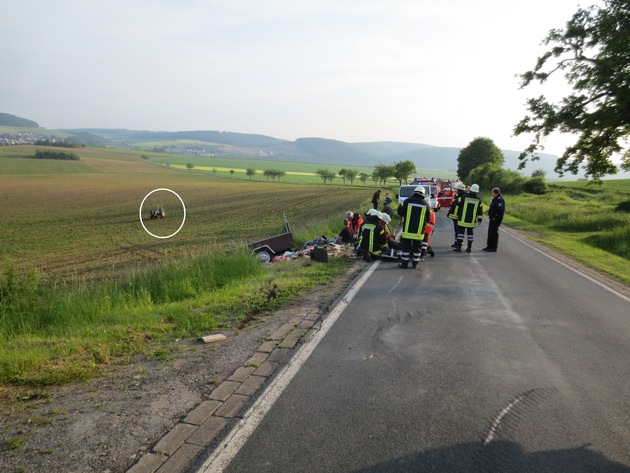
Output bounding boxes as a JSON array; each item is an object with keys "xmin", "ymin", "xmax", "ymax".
[{"xmin": 139, "ymin": 188, "xmax": 186, "ymax": 239}]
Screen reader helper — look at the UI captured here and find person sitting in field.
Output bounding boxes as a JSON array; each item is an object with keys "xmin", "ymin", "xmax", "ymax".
[
  {"xmin": 350, "ymin": 211, "xmax": 363, "ymax": 241},
  {"xmin": 334, "ymin": 219, "xmax": 354, "ymax": 245},
  {"xmin": 382, "ymin": 202, "xmax": 395, "ymax": 221}
]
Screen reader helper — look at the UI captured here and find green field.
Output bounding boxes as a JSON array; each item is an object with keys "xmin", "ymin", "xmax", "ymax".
[
  {"xmin": 502, "ymin": 180, "xmax": 630, "ymax": 284},
  {"xmin": 146, "ymin": 154, "xmax": 455, "ymax": 184},
  {"xmin": 1, "ymin": 144, "xmax": 628, "ymax": 389},
  {"xmin": 1, "ymin": 145, "xmax": 380, "ymax": 386},
  {"xmin": 0, "ymin": 145, "xmax": 378, "ymax": 281}
]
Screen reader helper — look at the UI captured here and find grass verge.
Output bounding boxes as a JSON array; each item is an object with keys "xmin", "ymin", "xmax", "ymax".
[
  {"xmin": 0, "ymin": 250, "xmax": 354, "ymax": 386},
  {"xmin": 501, "ymin": 181, "xmax": 630, "ymax": 285}
]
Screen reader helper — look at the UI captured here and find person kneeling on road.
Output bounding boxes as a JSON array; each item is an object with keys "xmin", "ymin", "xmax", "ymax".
[
  {"xmin": 379, "ymin": 212, "xmax": 401, "ymax": 256},
  {"xmin": 357, "ymin": 209, "xmax": 388, "ymax": 262}
]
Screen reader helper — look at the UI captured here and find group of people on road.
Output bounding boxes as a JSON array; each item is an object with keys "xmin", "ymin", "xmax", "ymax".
[
  {"xmin": 447, "ymin": 183, "xmax": 505, "ymax": 253},
  {"xmin": 350, "ymin": 208, "xmax": 399, "ymax": 262},
  {"xmin": 361, "ymin": 185, "xmax": 436, "ymax": 267},
  {"xmin": 331, "ymin": 183, "xmax": 505, "ymax": 265}
]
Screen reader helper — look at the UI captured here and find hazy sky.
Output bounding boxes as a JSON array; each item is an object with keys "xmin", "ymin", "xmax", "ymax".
[{"xmin": 1, "ymin": 0, "xmax": 596, "ymax": 155}]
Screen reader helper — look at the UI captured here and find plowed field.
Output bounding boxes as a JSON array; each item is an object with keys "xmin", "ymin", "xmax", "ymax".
[{"xmin": 1, "ymin": 146, "xmax": 371, "ymax": 280}]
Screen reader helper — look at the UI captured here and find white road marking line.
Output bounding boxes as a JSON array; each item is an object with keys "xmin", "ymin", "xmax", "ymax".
[
  {"xmin": 388, "ymin": 275, "xmax": 404, "ymax": 293},
  {"xmin": 484, "ymin": 393, "xmax": 525, "ymax": 444},
  {"xmin": 197, "ymin": 260, "xmax": 382, "ymax": 473},
  {"xmin": 503, "ymin": 228, "xmax": 630, "ymax": 303}
]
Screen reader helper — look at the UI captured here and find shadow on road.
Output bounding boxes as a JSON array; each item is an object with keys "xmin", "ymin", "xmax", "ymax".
[{"xmin": 351, "ymin": 440, "xmax": 630, "ymax": 473}]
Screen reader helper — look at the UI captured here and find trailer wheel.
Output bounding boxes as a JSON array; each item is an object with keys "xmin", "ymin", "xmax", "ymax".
[{"xmin": 255, "ymin": 248, "xmax": 274, "ymax": 263}]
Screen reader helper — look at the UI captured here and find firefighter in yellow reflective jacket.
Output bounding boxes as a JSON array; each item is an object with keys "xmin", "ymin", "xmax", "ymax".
[
  {"xmin": 357, "ymin": 209, "xmax": 388, "ymax": 262},
  {"xmin": 397, "ymin": 186, "xmax": 430, "ymax": 268},
  {"xmin": 453, "ymin": 183, "xmax": 483, "ymax": 253},
  {"xmin": 447, "ymin": 182, "xmax": 466, "ymax": 248}
]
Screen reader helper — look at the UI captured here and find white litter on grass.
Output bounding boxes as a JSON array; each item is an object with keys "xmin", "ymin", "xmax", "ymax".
[{"xmin": 201, "ymin": 334, "xmax": 227, "ymax": 344}]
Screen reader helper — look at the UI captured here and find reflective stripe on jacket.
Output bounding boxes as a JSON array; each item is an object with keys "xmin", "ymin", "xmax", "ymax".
[
  {"xmin": 457, "ymin": 195, "xmax": 483, "ymax": 228},
  {"xmin": 358, "ymin": 222, "xmax": 386, "ymax": 255},
  {"xmin": 447, "ymin": 190, "xmax": 466, "ymax": 220},
  {"xmin": 401, "ymin": 203, "xmax": 428, "ymax": 240}
]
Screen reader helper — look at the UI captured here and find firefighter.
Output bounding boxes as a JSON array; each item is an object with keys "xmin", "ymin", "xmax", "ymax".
[
  {"xmin": 357, "ymin": 209, "xmax": 388, "ymax": 262},
  {"xmin": 397, "ymin": 186, "xmax": 430, "ymax": 268},
  {"xmin": 447, "ymin": 182, "xmax": 466, "ymax": 247},
  {"xmin": 423, "ymin": 207, "xmax": 436, "ymax": 259},
  {"xmin": 454, "ymin": 183, "xmax": 483, "ymax": 253},
  {"xmin": 379, "ymin": 212, "xmax": 395, "ymax": 241},
  {"xmin": 379, "ymin": 212, "xmax": 401, "ymax": 256}
]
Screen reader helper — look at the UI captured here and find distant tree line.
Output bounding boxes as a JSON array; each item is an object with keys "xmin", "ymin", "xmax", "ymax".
[
  {"xmin": 314, "ymin": 160, "xmax": 418, "ymax": 186},
  {"xmin": 262, "ymin": 169, "xmax": 286, "ymax": 181},
  {"xmin": 32, "ymin": 149, "xmax": 80, "ymax": 160},
  {"xmin": 34, "ymin": 139, "xmax": 85, "ymax": 148},
  {"xmin": 371, "ymin": 160, "xmax": 417, "ymax": 186},
  {"xmin": 458, "ymin": 137, "xmax": 548, "ymax": 195}
]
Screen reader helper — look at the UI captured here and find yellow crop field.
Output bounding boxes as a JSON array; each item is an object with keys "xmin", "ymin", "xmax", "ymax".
[{"xmin": 170, "ymin": 164, "xmax": 316, "ymax": 176}]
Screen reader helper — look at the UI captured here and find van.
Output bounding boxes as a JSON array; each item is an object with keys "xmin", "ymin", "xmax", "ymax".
[{"xmin": 397, "ymin": 185, "xmax": 437, "ymax": 209}]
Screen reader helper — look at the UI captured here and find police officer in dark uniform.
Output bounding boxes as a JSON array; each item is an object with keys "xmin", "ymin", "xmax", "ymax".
[{"xmin": 483, "ymin": 187, "xmax": 505, "ymax": 252}]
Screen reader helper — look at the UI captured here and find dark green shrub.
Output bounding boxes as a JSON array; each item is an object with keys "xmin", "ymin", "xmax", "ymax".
[
  {"xmin": 551, "ymin": 214, "xmax": 627, "ymax": 232},
  {"xmin": 587, "ymin": 223, "xmax": 630, "ymax": 259},
  {"xmin": 614, "ymin": 200, "xmax": 630, "ymax": 212},
  {"xmin": 33, "ymin": 150, "xmax": 80, "ymax": 160},
  {"xmin": 523, "ymin": 177, "xmax": 548, "ymax": 195},
  {"xmin": 466, "ymin": 164, "xmax": 525, "ymax": 195}
]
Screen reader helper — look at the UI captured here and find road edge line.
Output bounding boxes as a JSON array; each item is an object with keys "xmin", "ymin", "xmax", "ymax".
[
  {"xmin": 197, "ymin": 260, "xmax": 382, "ymax": 472},
  {"xmin": 502, "ymin": 227, "xmax": 630, "ymax": 303}
]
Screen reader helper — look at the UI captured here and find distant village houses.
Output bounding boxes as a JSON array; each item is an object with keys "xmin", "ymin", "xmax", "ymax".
[{"xmin": 0, "ymin": 131, "xmax": 59, "ymax": 146}]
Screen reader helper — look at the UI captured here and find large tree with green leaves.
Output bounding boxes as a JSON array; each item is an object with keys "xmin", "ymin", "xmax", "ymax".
[
  {"xmin": 338, "ymin": 168, "xmax": 358, "ymax": 185},
  {"xmin": 372, "ymin": 164, "xmax": 394, "ymax": 186},
  {"xmin": 392, "ymin": 160, "xmax": 417, "ymax": 185},
  {"xmin": 457, "ymin": 137, "xmax": 505, "ymax": 180},
  {"xmin": 514, "ymin": 0, "xmax": 630, "ymax": 182},
  {"xmin": 316, "ymin": 168, "xmax": 336, "ymax": 184},
  {"xmin": 343, "ymin": 168, "xmax": 358, "ymax": 185}
]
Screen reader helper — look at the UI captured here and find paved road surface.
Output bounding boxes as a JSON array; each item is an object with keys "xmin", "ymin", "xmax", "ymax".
[{"xmin": 197, "ymin": 213, "xmax": 630, "ymax": 473}]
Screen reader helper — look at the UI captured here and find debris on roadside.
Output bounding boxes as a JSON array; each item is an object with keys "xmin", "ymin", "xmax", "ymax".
[
  {"xmin": 291, "ymin": 243, "xmax": 356, "ymax": 260},
  {"xmin": 201, "ymin": 334, "xmax": 228, "ymax": 344}
]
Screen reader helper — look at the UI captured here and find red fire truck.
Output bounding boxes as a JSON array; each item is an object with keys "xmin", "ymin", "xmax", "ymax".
[{"xmin": 409, "ymin": 177, "xmax": 440, "ymax": 210}]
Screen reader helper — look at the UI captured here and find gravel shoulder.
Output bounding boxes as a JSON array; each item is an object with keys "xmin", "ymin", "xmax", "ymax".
[{"xmin": 0, "ymin": 262, "xmax": 365, "ymax": 473}]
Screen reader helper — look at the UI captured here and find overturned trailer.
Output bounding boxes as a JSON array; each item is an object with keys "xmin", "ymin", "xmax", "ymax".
[{"xmin": 249, "ymin": 214, "xmax": 294, "ymax": 263}]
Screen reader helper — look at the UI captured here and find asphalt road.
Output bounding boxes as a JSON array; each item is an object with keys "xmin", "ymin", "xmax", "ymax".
[{"xmin": 198, "ymin": 212, "xmax": 630, "ymax": 473}]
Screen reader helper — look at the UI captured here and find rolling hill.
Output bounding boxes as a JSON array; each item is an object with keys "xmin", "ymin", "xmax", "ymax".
[
  {"xmin": 54, "ymin": 127, "xmax": 564, "ymax": 176},
  {"xmin": 0, "ymin": 113, "xmax": 39, "ymax": 128},
  {"xmin": 0, "ymin": 112, "xmax": 588, "ymax": 178}
]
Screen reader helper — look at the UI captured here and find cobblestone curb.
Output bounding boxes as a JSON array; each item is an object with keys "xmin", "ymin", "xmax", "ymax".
[{"xmin": 126, "ymin": 308, "xmax": 322, "ymax": 473}]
